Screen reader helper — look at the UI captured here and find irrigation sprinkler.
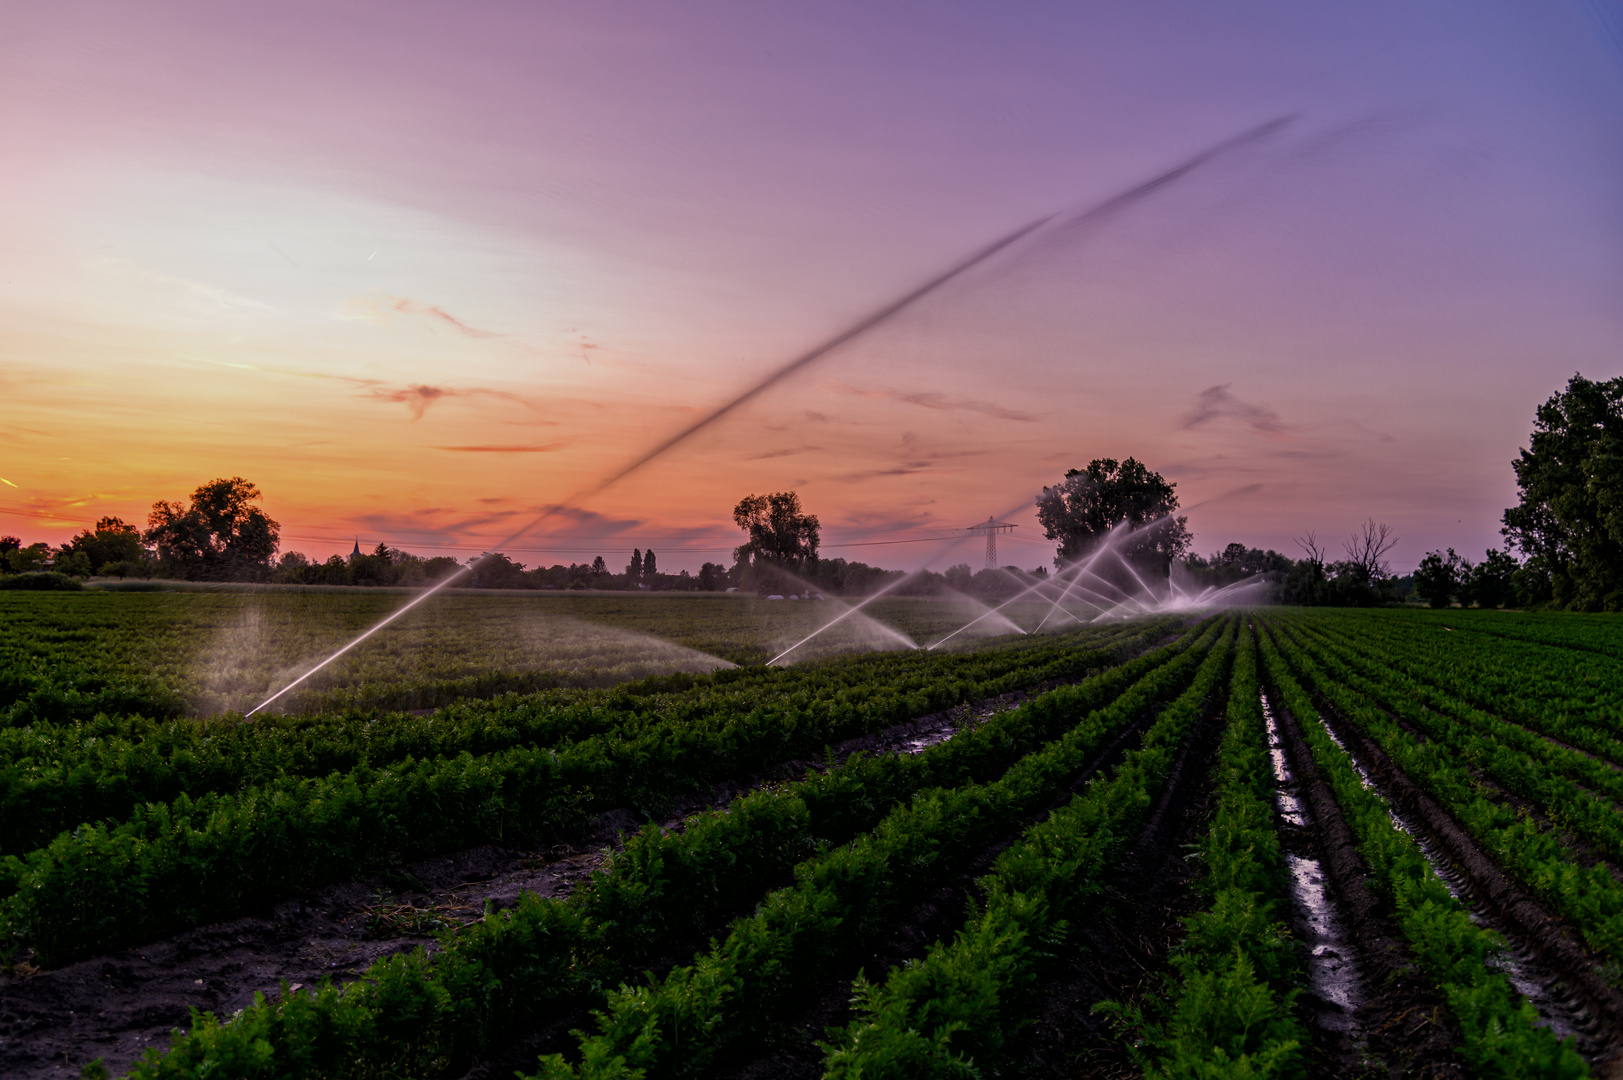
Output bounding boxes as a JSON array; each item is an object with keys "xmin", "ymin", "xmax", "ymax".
[{"xmin": 247, "ymin": 116, "xmax": 1292, "ymax": 717}]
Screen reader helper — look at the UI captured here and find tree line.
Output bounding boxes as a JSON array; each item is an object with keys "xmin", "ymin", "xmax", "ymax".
[{"xmin": 3, "ymin": 373, "xmax": 1614, "ymax": 608}]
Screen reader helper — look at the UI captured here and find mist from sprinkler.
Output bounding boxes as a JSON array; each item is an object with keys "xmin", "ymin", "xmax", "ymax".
[{"xmin": 247, "ymin": 117, "xmax": 1293, "ymax": 718}]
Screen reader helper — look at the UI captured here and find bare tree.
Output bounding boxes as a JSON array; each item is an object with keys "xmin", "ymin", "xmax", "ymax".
[
  {"xmin": 1294, "ymin": 530, "xmax": 1327, "ymax": 566},
  {"xmin": 1343, "ymin": 519, "xmax": 1397, "ymax": 579}
]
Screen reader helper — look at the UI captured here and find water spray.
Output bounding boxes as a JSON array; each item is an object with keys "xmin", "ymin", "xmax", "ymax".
[{"xmin": 247, "ymin": 116, "xmax": 1292, "ymax": 717}]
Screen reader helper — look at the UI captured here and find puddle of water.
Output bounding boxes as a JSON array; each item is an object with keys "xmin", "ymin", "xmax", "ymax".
[
  {"xmin": 1285, "ymin": 853, "xmax": 1360, "ymax": 1030},
  {"xmin": 1307, "ymin": 703, "xmax": 1601, "ymax": 1053},
  {"xmin": 1261, "ymin": 693, "xmax": 1367, "ymax": 1040}
]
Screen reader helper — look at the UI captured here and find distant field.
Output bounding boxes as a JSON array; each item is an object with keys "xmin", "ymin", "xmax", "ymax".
[{"xmin": 0, "ymin": 585, "xmax": 1066, "ymax": 716}]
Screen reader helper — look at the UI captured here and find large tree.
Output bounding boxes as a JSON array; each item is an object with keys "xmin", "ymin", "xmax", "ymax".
[
  {"xmin": 1503, "ymin": 373, "xmax": 1623, "ymax": 610},
  {"xmin": 1035, "ymin": 458, "xmax": 1191, "ymax": 574},
  {"xmin": 733, "ymin": 491, "xmax": 820, "ymax": 584},
  {"xmin": 61, "ymin": 517, "xmax": 147, "ymax": 573},
  {"xmin": 146, "ymin": 477, "xmax": 280, "ymax": 581}
]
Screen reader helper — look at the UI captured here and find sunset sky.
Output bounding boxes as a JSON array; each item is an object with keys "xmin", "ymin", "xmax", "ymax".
[{"xmin": 3, "ymin": 0, "xmax": 1621, "ymax": 574}]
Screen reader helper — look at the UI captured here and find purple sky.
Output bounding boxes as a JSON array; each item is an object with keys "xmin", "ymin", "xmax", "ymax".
[{"xmin": 2, "ymin": 0, "xmax": 1620, "ymax": 573}]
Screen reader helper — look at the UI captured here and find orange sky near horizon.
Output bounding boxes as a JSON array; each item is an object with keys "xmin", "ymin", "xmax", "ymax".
[{"xmin": 3, "ymin": 2, "xmax": 1620, "ymax": 574}]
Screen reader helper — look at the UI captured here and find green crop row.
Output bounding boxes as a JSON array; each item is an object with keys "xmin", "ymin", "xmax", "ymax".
[
  {"xmin": 1302, "ymin": 611, "xmax": 1623, "ymax": 762},
  {"xmin": 126, "ymin": 617, "xmax": 1224, "ymax": 1079},
  {"xmin": 1281, "ymin": 618, "xmax": 1623, "ymax": 866},
  {"xmin": 525, "ymin": 619, "xmax": 1240, "ymax": 1080},
  {"xmin": 0, "ymin": 621, "xmax": 1160, "ymax": 856},
  {"xmin": 1098, "ymin": 620, "xmax": 1307, "ymax": 1079},
  {"xmin": 1269, "ymin": 619, "xmax": 1623, "ymax": 967},
  {"xmin": 0, "ymin": 624, "xmax": 1170, "ymax": 966},
  {"xmin": 1258, "ymin": 622, "xmax": 1589, "ymax": 1079},
  {"xmin": 808, "ymin": 623, "xmax": 1238, "ymax": 1079}
]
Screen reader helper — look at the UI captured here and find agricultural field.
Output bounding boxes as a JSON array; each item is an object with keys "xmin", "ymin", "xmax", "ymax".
[{"xmin": 2, "ymin": 594, "xmax": 1623, "ymax": 1079}]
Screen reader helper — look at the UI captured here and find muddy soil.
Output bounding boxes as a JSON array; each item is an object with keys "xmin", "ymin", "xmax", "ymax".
[
  {"xmin": 1309, "ymin": 693, "xmax": 1623, "ymax": 1077},
  {"xmin": 1261, "ymin": 694, "xmax": 1379, "ymax": 1076},
  {"xmin": 1266, "ymin": 689, "xmax": 1467, "ymax": 1080},
  {"xmin": 0, "ymin": 682, "xmax": 1070, "ymax": 1079}
]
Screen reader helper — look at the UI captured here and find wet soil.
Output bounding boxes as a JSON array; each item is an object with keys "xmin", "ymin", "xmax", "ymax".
[
  {"xmin": 1266, "ymin": 689, "xmax": 1467, "ymax": 1080},
  {"xmin": 1309, "ymin": 694, "xmax": 1623, "ymax": 1077},
  {"xmin": 1261, "ymin": 694, "xmax": 1378, "ymax": 1074},
  {"xmin": 0, "ymin": 682, "xmax": 1066, "ymax": 1079}
]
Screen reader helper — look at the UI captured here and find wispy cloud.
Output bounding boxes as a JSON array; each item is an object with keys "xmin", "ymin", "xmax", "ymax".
[
  {"xmin": 347, "ymin": 293, "xmax": 546, "ymax": 356},
  {"xmin": 833, "ymin": 448, "xmax": 987, "ymax": 483},
  {"xmin": 1180, "ymin": 384, "xmax": 1292, "ymax": 439},
  {"xmin": 386, "ymin": 296, "xmax": 505, "ymax": 340},
  {"xmin": 433, "ymin": 442, "xmax": 569, "ymax": 453},
  {"xmin": 832, "ymin": 383, "xmax": 1040, "ymax": 422},
  {"xmin": 747, "ymin": 445, "xmax": 822, "ymax": 460},
  {"xmin": 368, "ymin": 383, "xmax": 542, "ymax": 420}
]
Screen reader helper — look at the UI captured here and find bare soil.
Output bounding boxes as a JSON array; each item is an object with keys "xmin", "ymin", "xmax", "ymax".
[{"xmin": 1267, "ymin": 689, "xmax": 1466, "ymax": 1080}]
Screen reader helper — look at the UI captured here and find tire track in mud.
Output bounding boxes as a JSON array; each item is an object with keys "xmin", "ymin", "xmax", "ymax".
[
  {"xmin": 0, "ymin": 678, "xmax": 1095, "ymax": 1080},
  {"xmin": 1259, "ymin": 692, "xmax": 1380, "ymax": 1074},
  {"xmin": 1265, "ymin": 688, "xmax": 1465, "ymax": 1079},
  {"xmin": 1306, "ymin": 692, "xmax": 1623, "ymax": 1076}
]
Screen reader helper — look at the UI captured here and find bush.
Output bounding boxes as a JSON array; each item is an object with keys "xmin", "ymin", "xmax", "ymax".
[{"xmin": 0, "ymin": 572, "xmax": 83, "ymax": 591}]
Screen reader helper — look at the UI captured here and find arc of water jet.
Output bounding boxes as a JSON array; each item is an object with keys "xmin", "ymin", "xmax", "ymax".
[
  {"xmin": 769, "ymin": 492, "xmax": 1047, "ymax": 664},
  {"xmin": 248, "ymin": 116, "xmax": 1293, "ymax": 717},
  {"xmin": 939, "ymin": 511, "xmax": 1188, "ymax": 647},
  {"xmin": 1031, "ymin": 523, "xmax": 1135, "ymax": 631},
  {"xmin": 766, "ymin": 525, "xmax": 993, "ymax": 664},
  {"xmin": 929, "ymin": 560, "xmax": 1094, "ymax": 650},
  {"xmin": 1032, "ymin": 567, "xmax": 1126, "ymax": 632},
  {"xmin": 937, "ymin": 585, "xmax": 1029, "ymax": 639},
  {"xmin": 757, "ymin": 565, "xmax": 921, "ymax": 659}
]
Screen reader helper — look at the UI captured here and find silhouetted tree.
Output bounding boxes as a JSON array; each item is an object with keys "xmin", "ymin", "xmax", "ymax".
[
  {"xmin": 61, "ymin": 517, "xmax": 147, "ymax": 574},
  {"xmin": 1342, "ymin": 519, "xmax": 1398, "ymax": 581},
  {"xmin": 145, "ymin": 478, "xmax": 280, "ymax": 581},
  {"xmin": 1035, "ymin": 458, "xmax": 1192, "ymax": 578},
  {"xmin": 470, "ymin": 551, "xmax": 526, "ymax": 588},
  {"xmin": 643, "ymin": 548, "xmax": 657, "ymax": 581},
  {"xmin": 6, "ymin": 542, "xmax": 51, "ymax": 574},
  {"xmin": 698, "ymin": 562, "xmax": 727, "ymax": 590},
  {"xmin": 1465, "ymin": 549, "xmax": 1519, "ymax": 609},
  {"xmin": 591, "ymin": 555, "xmax": 608, "ymax": 577},
  {"xmin": 1414, "ymin": 549, "xmax": 1466, "ymax": 608},
  {"xmin": 733, "ymin": 491, "xmax": 820, "ymax": 592},
  {"xmin": 627, "ymin": 548, "xmax": 643, "ymax": 583},
  {"xmin": 1503, "ymin": 373, "xmax": 1623, "ymax": 610}
]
